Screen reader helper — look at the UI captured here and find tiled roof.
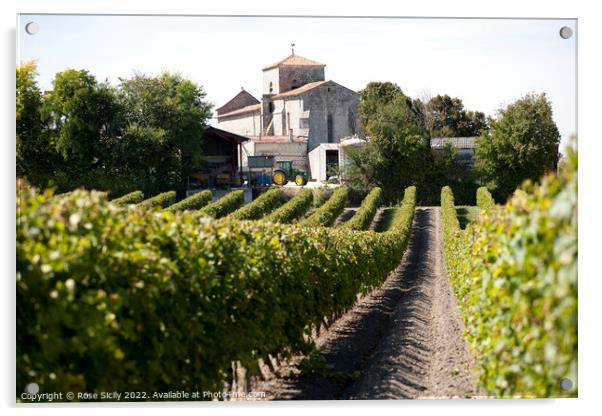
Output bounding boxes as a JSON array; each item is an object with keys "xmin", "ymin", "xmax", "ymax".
[
  {"xmin": 430, "ymin": 137, "xmax": 478, "ymax": 149},
  {"xmin": 263, "ymin": 54, "xmax": 325, "ymax": 71},
  {"xmin": 217, "ymin": 103, "xmax": 261, "ymax": 118},
  {"xmin": 249, "ymin": 135, "xmax": 308, "ymax": 144},
  {"xmin": 216, "ymin": 89, "xmax": 260, "ymax": 114},
  {"xmin": 273, "ymin": 80, "xmax": 331, "ymax": 98}
]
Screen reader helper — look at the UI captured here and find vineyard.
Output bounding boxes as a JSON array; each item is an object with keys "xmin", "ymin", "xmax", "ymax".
[{"xmin": 16, "ymin": 151, "xmax": 577, "ymax": 400}]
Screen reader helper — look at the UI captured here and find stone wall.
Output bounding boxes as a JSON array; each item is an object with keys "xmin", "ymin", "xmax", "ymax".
[{"xmin": 217, "ymin": 111, "xmax": 262, "ymax": 137}]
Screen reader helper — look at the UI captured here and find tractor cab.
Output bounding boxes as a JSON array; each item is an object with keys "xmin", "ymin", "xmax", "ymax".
[
  {"xmin": 272, "ymin": 160, "xmax": 308, "ymax": 186},
  {"xmin": 276, "ymin": 160, "xmax": 294, "ymax": 177}
]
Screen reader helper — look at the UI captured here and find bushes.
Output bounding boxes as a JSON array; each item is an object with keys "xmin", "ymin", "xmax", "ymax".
[
  {"xmin": 111, "ymin": 190, "xmax": 144, "ymax": 206},
  {"xmin": 440, "ymin": 153, "xmax": 577, "ymax": 398},
  {"xmin": 165, "ymin": 190, "xmax": 212, "ymax": 213},
  {"xmin": 137, "ymin": 191, "xmax": 176, "ymax": 209},
  {"xmin": 230, "ymin": 188, "xmax": 286, "ymax": 220},
  {"xmin": 304, "ymin": 187, "xmax": 349, "ymax": 227},
  {"xmin": 341, "ymin": 187, "xmax": 382, "ymax": 231},
  {"xmin": 17, "ymin": 185, "xmax": 416, "ymax": 397},
  {"xmin": 476, "ymin": 186, "xmax": 495, "ymax": 211},
  {"xmin": 195, "ymin": 190, "xmax": 244, "ymax": 219},
  {"xmin": 265, "ymin": 189, "xmax": 313, "ymax": 224}
]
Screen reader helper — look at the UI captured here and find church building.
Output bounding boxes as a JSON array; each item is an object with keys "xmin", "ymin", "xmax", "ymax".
[{"xmin": 216, "ymin": 50, "xmax": 362, "ymax": 182}]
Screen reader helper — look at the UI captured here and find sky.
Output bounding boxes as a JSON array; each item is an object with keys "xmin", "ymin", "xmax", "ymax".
[{"xmin": 17, "ymin": 14, "xmax": 577, "ymax": 150}]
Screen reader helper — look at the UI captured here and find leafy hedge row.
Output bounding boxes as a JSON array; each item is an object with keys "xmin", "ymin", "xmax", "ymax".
[
  {"xmin": 230, "ymin": 188, "xmax": 286, "ymax": 220},
  {"xmin": 476, "ymin": 187, "xmax": 495, "ymax": 211},
  {"xmin": 195, "ymin": 189, "xmax": 244, "ymax": 219},
  {"xmin": 440, "ymin": 152, "xmax": 577, "ymax": 398},
  {"xmin": 111, "ymin": 190, "xmax": 144, "ymax": 206},
  {"xmin": 303, "ymin": 187, "xmax": 349, "ymax": 227},
  {"xmin": 341, "ymin": 187, "xmax": 382, "ymax": 231},
  {"xmin": 17, "ymin": 185, "xmax": 416, "ymax": 397},
  {"xmin": 165, "ymin": 190, "xmax": 212, "ymax": 213},
  {"xmin": 264, "ymin": 189, "xmax": 313, "ymax": 224},
  {"xmin": 137, "ymin": 191, "xmax": 176, "ymax": 209}
]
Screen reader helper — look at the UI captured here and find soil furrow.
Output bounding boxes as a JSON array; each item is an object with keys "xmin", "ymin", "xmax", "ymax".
[{"xmin": 256, "ymin": 207, "xmax": 478, "ymax": 400}]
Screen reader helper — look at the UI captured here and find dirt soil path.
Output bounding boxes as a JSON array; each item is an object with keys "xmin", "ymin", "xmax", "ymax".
[
  {"xmin": 257, "ymin": 207, "xmax": 478, "ymax": 400},
  {"xmin": 333, "ymin": 208, "xmax": 358, "ymax": 227}
]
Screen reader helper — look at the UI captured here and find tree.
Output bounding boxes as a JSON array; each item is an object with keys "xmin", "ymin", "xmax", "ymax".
[
  {"xmin": 474, "ymin": 93, "xmax": 560, "ymax": 201},
  {"xmin": 118, "ymin": 72, "xmax": 213, "ymax": 195},
  {"xmin": 426, "ymin": 94, "xmax": 488, "ymax": 137},
  {"xmin": 16, "ymin": 61, "xmax": 61, "ymax": 187},
  {"xmin": 43, "ymin": 69, "xmax": 123, "ymax": 189},
  {"xmin": 351, "ymin": 82, "xmax": 432, "ymax": 202}
]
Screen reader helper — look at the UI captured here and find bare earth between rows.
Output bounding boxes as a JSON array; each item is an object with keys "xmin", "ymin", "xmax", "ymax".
[{"xmin": 254, "ymin": 207, "xmax": 479, "ymax": 400}]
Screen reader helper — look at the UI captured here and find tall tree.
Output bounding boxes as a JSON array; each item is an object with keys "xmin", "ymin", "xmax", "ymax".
[
  {"xmin": 351, "ymin": 82, "xmax": 432, "ymax": 202},
  {"xmin": 118, "ymin": 72, "xmax": 213, "ymax": 195},
  {"xmin": 16, "ymin": 61, "xmax": 60, "ymax": 187},
  {"xmin": 426, "ymin": 94, "xmax": 488, "ymax": 137},
  {"xmin": 474, "ymin": 93, "xmax": 560, "ymax": 201},
  {"xmin": 43, "ymin": 69, "xmax": 123, "ymax": 189}
]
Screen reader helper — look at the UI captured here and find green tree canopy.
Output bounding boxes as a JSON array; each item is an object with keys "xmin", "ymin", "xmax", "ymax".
[
  {"xmin": 16, "ymin": 61, "xmax": 61, "ymax": 185},
  {"xmin": 118, "ymin": 72, "xmax": 213, "ymax": 194},
  {"xmin": 425, "ymin": 94, "xmax": 488, "ymax": 138},
  {"xmin": 474, "ymin": 93, "xmax": 560, "ymax": 201},
  {"xmin": 16, "ymin": 66, "xmax": 212, "ymax": 196},
  {"xmin": 350, "ymin": 82, "xmax": 437, "ymax": 202}
]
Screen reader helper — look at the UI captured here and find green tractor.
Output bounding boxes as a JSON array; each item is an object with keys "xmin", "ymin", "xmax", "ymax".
[{"xmin": 272, "ymin": 160, "xmax": 308, "ymax": 186}]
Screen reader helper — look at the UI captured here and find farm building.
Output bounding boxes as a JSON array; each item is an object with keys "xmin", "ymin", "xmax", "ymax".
[
  {"xmin": 216, "ymin": 50, "xmax": 362, "ymax": 182},
  {"xmin": 430, "ymin": 137, "xmax": 478, "ymax": 167},
  {"xmin": 187, "ymin": 126, "xmax": 249, "ymax": 193}
]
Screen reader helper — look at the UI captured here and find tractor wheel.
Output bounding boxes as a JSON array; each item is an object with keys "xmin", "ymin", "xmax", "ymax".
[
  {"xmin": 272, "ymin": 170, "xmax": 288, "ymax": 186},
  {"xmin": 294, "ymin": 174, "xmax": 307, "ymax": 186}
]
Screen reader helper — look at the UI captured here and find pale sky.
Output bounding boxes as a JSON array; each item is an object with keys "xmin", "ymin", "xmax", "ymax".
[{"xmin": 17, "ymin": 14, "xmax": 577, "ymax": 149}]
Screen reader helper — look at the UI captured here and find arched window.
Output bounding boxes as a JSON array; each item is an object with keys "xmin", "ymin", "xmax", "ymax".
[
  {"xmin": 348, "ymin": 110, "xmax": 356, "ymax": 135},
  {"xmin": 291, "ymin": 79, "xmax": 300, "ymax": 90},
  {"xmin": 268, "ymin": 102, "xmax": 274, "ymax": 113},
  {"xmin": 327, "ymin": 114, "xmax": 334, "ymax": 142}
]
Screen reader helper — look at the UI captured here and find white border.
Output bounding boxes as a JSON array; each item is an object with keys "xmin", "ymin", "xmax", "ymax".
[{"xmin": 3, "ymin": 1, "xmax": 600, "ymax": 415}]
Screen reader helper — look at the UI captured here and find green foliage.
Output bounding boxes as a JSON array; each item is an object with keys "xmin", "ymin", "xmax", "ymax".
[
  {"xmin": 476, "ymin": 187, "xmax": 495, "ymax": 211},
  {"xmin": 164, "ymin": 190, "xmax": 212, "ymax": 213},
  {"xmin": 440, "ymin": 152, "xmax": 577, "ymax": 397},
  {"xmin": 196, "ymin": 190, "xmax": 244, "ymax": 219},
  {"xmin": 265, "ymin": 189, "xmax": 313, "ymax": 224},
  {"xmin": 474, "ymin": 93, "xmax": 561, "ymax": 202},
  {"xmin": 16, "ymin": 65, "xmax": 212, "ymax": 196},
  {"xmin": 230, "ymin": 188, "xmax": 286, "ymax": 220},
  {"xmin": 341, "ymin": 187, "xmax": 382, "ymax": 230},
  {"xmin": 424, "ymin": 94, "xmax": 488, "ymax": 137},
  {"xmin": 111, "ymin": 191, "xmax": 144, "ymax": 206},
  {"xmin": 118, "ymin": 72, "xmax": 213, "ymax": 195},
  {"xmin": 137, "ymin": 191, "xmax": 176, "ymax": 209},
  {"xmin": 17, "ymin": 185, "xmax": 416, "ymax": 396},
  {"xmin": 17, "ymin": 61, "xmax": 62, "ymax": 188},
  {"xmin": 312, "ymin": 186, "xmax": 332, "ymax": 208},
  {"xmin": 304, "ymin": 187, "xmax": 349, "ymax": 227},
  {"xmin": 348, "ymin": 82, "xmax": 437, "ymax": 203}
]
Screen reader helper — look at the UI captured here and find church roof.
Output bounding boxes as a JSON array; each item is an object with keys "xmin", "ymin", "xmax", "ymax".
[
  {"xmin": 217, "ymin": 103, "xmax": 261, "ymax": 118},
  {"xmin": 273, "ymin": 80, "xmax": 340, "ymax": 98},
  {"xmin": 216, "ymin": 89, "xmax": 260, "ymax": 115},
  {"xmin": 262, "ymin": 54, "xmax": 325, "ymax": 71}
]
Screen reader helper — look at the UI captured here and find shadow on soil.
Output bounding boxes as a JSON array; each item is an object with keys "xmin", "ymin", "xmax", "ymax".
[
  {"xmin": 455, "ymin": 206, "xmax": 478, "ymax": 230},
  {"xmin": 276, "ymin": 209, "xmax": 434, "ymax": 400}
]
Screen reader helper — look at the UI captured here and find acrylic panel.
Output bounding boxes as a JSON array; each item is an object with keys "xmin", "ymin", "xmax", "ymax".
[{"xmin": 16, "ymin": 14, "xmax": 577, "ymax": 402}]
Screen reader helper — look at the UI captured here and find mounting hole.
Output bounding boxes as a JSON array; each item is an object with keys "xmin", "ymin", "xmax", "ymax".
[
  {"xmin": 559, "ymin": 26, "xmax": 573, "ymax": 39},
  {"xmin": 25, "ymin": 22, "xmax": 39, "ymax": 35},
  {"xmin": 560, "ymin": 378, "xmax": 573, "ymax": 391},
  {"xmin": 25, "ymin": 382, "xmax": 39, "ymax": 395}
]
